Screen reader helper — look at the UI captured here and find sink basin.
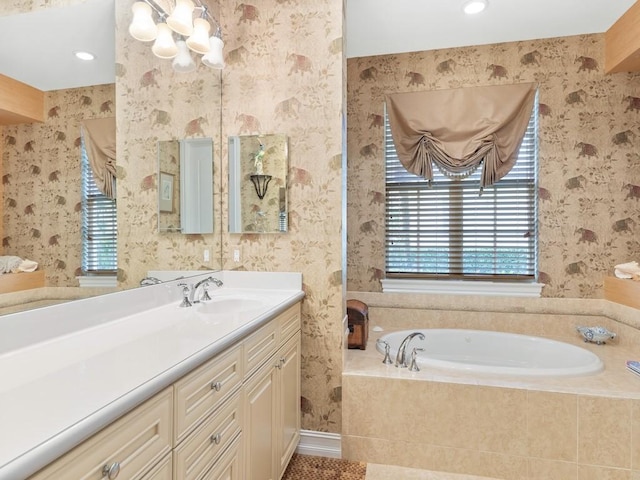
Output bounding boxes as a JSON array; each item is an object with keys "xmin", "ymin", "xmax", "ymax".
[{"xmin": 197, "ymin": 296, "xmax": 268, "ymax": 314}]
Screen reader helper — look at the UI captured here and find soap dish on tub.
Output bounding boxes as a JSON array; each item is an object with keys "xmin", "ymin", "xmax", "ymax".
[{"xmin": 576, "ymin": 326, "xmax": 616, "ymax": 345}]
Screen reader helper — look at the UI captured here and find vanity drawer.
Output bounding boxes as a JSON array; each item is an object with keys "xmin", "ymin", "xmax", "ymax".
[
  {"xmin": 30, "ymin": 387, "xmax": 173, "ymax": 480},
  {"xmin": 173, "ymin": 391, "xmax": 243, "ymax": 480},
  {"xmin": 244, "ymin": 320, "xmax": 278, "ymax": 378},
  {"xmin": 278, "ymin": 303, "xmax": 301, "ymax": 344},
  {"xmin": 199, "ymin": 433, "xmax": 243, "ymax": 480},
  {"xmin": 174, "ymin": 344, "xmax": 243, "ymax": 444}
]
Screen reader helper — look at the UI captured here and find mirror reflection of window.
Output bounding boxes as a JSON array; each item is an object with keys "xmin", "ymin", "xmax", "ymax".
[{"xmin": 228, "ymin": 134, "xmax": 288, "ymax": 234}]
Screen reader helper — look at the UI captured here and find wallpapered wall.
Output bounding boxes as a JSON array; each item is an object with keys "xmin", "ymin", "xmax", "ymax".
[
  {"xmin": 115, "ymin": 0, "xmax": 345, "ymax": 434},
  {"xmin": 2, "ymin": 84, "xmax": 115, "ymax": 285},
  {"xmin": 347, "ymin": 34, "xmax": 640, "ymax": 298}
]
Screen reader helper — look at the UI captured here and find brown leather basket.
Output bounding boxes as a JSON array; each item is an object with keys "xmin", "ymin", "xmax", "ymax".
[{"xmin": 347, "ymin": 299, "xmax": 369, "ymax": 350}]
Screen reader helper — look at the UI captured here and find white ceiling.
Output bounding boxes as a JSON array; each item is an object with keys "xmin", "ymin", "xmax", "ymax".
[
  {"xmin": 0, "ymin": 0, "xmax": 115, "ymax": 91},
  {"xmin": 0, "ymin": 0, "xmax": 635, "ymax": 91},
  {"xmin": 346, "ymin": 0, "xmax": 636, "ymax": 58}
]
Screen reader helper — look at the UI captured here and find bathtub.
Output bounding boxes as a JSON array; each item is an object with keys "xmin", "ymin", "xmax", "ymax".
[{"xmin": 376, "ymin": 329, "xmax": 604, "ymax": 376}]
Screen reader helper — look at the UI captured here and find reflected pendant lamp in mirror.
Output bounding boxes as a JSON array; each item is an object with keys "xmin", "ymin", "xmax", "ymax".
[{"xmin": 173, "ymin": 40, "xmax": 197, "ymax": 72}]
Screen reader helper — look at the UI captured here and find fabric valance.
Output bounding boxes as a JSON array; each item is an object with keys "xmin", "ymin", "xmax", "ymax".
[
  {"xmin": 81, "ymin": 117, "xmax": 116, "ymax": 200},
  {"xmin": 385, "ymin": 83, "xmax": 536, "ymax": 190}
]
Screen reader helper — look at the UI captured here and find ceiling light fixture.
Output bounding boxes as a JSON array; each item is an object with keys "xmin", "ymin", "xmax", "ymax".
[
  {"xmin": 463, "ymin": 0, "xmax": 487, "ymax": 15},
  {"xmin": 74, "ymin": 51, "xmax": 96, "ymax": 61},
  {"xmin": 128, "ymin": 0, "xmax": 224, "ymax": 71}
]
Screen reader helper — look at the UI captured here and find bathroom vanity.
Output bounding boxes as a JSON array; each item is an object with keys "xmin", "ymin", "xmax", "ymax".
[{"xmin": 0, "ymin": 271, "xmax": 304, "ymax": 480}]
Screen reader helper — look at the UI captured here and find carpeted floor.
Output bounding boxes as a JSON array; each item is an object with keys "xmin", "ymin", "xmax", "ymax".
[{"xmin": 282, "ymin": 454, "xmax": 367, "ymax": 480}]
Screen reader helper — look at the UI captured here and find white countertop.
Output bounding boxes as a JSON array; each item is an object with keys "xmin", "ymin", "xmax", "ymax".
[{"xmin": 0, "ymin": 271, "xmax": 304, "ymax": 480}]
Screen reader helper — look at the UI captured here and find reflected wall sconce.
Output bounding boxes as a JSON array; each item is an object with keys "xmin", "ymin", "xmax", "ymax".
[
  {"xmin": 250, "ymin": 174, "xmax": 272, "ymax": 200},
  {"xmin": 128, "ymin": 0, "xmax": 224, "ymax": 72}
]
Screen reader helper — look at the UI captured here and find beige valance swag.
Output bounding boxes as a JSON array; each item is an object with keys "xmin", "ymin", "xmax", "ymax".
[
  {"xmin": 81, "ymin": 117, "xmax": 116, "ymax": 200},
  {"xmin": 385, "ymin": 83, "xmax": 536, "ymax": 190}
]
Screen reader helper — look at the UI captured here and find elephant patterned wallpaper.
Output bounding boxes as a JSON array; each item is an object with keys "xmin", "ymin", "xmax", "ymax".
[
  {"xmin": 347, "ymin": 34, "xmax": 640, "ymax": 298},
  {"xmin": 115, "ymin": 0, "xmax": 345, "ymax": 433},
  {"xmin": 2, "ymin": 84, "xmax": 115, "ymax": 286}
]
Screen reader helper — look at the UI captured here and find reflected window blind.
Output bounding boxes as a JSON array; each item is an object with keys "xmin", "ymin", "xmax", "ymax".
[
  {"xmin": 385, "ymin": 97, "xmax": 538, "ymax": 279},
  {"xmin": 81, "ymin": 141, "xmax": 117, "ymax": 274}
]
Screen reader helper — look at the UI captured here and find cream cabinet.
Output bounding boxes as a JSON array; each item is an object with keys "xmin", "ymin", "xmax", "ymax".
[
  {"xmin": 244, "ymin": 305, "xmax": 301, "ymax": 480},
  {"xmin": 30, "ymin": 388, "xmax": 173, "ymax": 480},
  {"xmin": 28, "ymin": 302, "xmax": 301, "ymax": 480}
]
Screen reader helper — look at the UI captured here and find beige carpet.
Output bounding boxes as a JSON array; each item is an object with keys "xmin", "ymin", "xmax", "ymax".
[{"xmin": 282, "ymin": 454, "xmax": 367, "ymax": 480}]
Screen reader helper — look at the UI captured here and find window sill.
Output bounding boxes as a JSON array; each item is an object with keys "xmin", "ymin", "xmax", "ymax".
[
  {"xmin": 77, "ymin": 275, "xmax": 118, "ymax": 288},
  {"xmin": 381, "ymin": 278, "xmax": 543, "ymax": 297}
]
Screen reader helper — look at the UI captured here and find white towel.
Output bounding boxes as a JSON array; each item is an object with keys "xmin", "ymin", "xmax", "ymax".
[
  {"xmin": 0, "ymin": 256, "xmax": 23, "ymax": 274},
  {"xmin": 614, "ymin": 261, "xmax": 640, "ymax": 279},
  {"xmin": 17, "ymin": 259, "xmax": 38, "ymax": 273}
]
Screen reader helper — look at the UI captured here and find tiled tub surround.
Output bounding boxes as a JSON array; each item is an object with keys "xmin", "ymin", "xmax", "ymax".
[
  {"xmin": 343, "ymin": 292, "xmax": 640, "ymax": 480},
  {"xmin": 0, "ymin": 270, "xmax": 304, "ymax": 480}
]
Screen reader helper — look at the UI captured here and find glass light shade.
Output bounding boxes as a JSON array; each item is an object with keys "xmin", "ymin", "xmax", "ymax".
[
  {"xmin": 166, "ymin": 0, "xmax": 195, "ymax": 36},
  {"xmin": 172, "ymin": 40, "xmax": 197, "ymax": 73},
  {"xmin": 201, "ymin": 36, "xmax": 224, "ymax": 69},
  {"xmin": 151, "ymin": 23, "xmax": 178, "ymax": 59},
  {"xmin": 129, "ymin": 1, "xmax": 158, "ymax": 42},
  {"xmin": 186, "ymin": 18, "xmax": 211, "ymax": 54}
]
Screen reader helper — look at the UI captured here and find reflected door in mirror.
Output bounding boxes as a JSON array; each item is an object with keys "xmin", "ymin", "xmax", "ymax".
[{"xmin": 158, "ymin": 138, "xmax": 214, "ymax": 234}]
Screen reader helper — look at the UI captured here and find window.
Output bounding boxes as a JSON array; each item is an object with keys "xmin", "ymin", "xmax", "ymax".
[
  {"xmin": 384, "ymin": 99, "xmax": 538, "ymax": 280},
  {"xmin": 81, "ymin": 140, "xmax": 117, "ymax": 275}
]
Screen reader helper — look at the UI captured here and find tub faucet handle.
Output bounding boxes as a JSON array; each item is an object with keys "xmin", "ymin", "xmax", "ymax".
[
  {"xmin": 377, "ymin": 340, "xmax": 393, "ymax": 365},
  {"xmin": 408, "ymin": 347, "xmax": 424, "ymax": 372}
]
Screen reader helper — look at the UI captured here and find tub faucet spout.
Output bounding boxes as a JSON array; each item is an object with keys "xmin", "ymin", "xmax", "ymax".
[{"xmin": 395, "ymin": 332, "xmax": 425, "ymax": 368}]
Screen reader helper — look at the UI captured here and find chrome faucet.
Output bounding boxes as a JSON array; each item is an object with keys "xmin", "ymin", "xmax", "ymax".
[
  {"xmin": 395, "ymin": 332, "xmax": 425, "ymax": 368},
  {"xmin": 189, "ymin": 276, "xmax": 224, "ymax": 304},
  {"xmin": 139, "ymin": 276, "xmax": 162, "ymax": 286}
]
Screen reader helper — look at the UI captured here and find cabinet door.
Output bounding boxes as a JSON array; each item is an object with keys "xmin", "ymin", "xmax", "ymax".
[
  {"xmin": 244, "ymin": 360, "xmax": 278, "ymax": 480},
  {"xmin": 200, "ymin": 434, "xmax": 244, "ymax": 480},
  {"xmin": 277, "ymin": 332, "xmax": 301, "ymax": 477}
]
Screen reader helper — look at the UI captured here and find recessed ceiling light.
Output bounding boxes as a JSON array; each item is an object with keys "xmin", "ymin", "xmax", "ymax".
[
  {"xmin": 463, "ymin": 0, "xmax": 487, "ymax": 15},
  {"xmin": 74, "ymin": 51, "xmax": 96, "ymax": 61}
]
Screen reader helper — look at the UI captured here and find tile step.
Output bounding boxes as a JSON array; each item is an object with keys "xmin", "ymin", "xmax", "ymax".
[{"xmin": 365, "ymin": 463, "xmax": 501, "ymax": 480}]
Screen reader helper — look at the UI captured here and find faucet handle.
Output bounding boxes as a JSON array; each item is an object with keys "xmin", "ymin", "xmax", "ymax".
[
  {"xmin": 408, "ymin": 347, "xmax": 424, "ymax": 372},
  {"xmin": 376, "ymin": 340, "xmax": 393, "ymax": 365},
  {"xmin": 177, "ymin": 283, "xmax": 192, "ymax": 308}
]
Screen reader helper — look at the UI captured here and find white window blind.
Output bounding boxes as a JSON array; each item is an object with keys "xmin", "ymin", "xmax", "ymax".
[
  {"xmin": 81, "ymin": 142, "xmax": 117, "ymax": 274},
  {"xmin": 385, "ymin": 96, "xmax": 538, "ymax": 280}
]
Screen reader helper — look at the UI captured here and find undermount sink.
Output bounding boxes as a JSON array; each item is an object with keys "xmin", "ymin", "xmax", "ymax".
[{"xmin": 197, "ymin": 296, "xmax": 268, "ymax": 314}]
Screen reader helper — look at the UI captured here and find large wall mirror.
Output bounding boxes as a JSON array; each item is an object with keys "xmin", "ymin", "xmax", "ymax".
[
  {"xmin": 158, "ymin": 138, "xmax": 214, "ymax": 234},
  {"xmin": 228, "ymin": 134, "xmax": 288, "ymax": 234}
]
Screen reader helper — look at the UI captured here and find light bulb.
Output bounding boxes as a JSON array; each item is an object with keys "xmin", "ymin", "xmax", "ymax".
[
  {"xmin": 129, "ymin": 1, "xmax": 158, "ymax": 42},
  {"xmin": 152, "ymin": 23, "xmax": 178, "ymax": 59},
  {"xmin": 186, "ymin": 18, "xmax": 211, "ymax": 54},
  {"xmin": 202, "ymin": 36, "xmax": 224, "ymax": 69},
  {"xmin": 167, "ymin": 0, "xmax": 195, "ymax": 36}
]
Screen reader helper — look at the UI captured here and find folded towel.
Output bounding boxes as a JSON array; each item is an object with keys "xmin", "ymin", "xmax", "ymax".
[
  {"xmin": 0, "ymin": 255, "xmax": 23, "ymax": 274},
  {"xmin": 614, "ymin": 261, "xmax": 640, "ymax": 280},
  {"xmin": 17, "ymin": 259, "xmax": 38, "ymax": 273}
]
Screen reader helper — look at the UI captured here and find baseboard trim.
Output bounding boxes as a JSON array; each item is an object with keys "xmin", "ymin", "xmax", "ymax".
[{"xmin": 295, "ymin": 429, "xmax": 342, "ymax": 458}]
